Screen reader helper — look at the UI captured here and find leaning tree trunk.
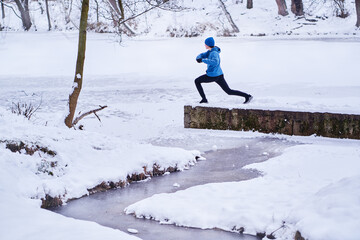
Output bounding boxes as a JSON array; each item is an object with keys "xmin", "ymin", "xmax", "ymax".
[
  {"xmin": 356, "ymin": 0, "xmax": 360, "ymax": 27},
  {"xmin": 218, "ymin": 0, "xmax": 240, "ymax": 33},
  {"xmin": 291, "ymin": 0, "xmax": 304, "ymax": 16},
  {"xmin": 64, "ymin": 0, "xmax": 89, "ymax": 128},
  {"xmin": 1, "ymin": 0, "xmax": 5, "ymax": 19},
  {"xmin": 45, "ymin": 0, "xmax": 51, "ymax": 30},
  {"xmin": 108, "ymin": 0, "xmax": 122, "ymax": 18},
  {"xmin": 247, "ymin": 0, "xmax": 253, "ymax": 9},
  {"xmin": 14, "ymin": 0, "xmax": 32, "ymax": 30},
  {"xmin": 275, "ymin": 0, "xmax": 289, "ymax": 16}
]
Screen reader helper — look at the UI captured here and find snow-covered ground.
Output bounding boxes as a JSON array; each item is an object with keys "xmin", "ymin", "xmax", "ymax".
[{"xmin": 0, "ymin": 32, "xmax": 360, "ymax": 240}]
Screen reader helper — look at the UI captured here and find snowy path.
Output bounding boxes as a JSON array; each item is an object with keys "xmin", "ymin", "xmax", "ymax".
[{"xmin": 54, "ymin": 137, "xmax": 293, "ymax": 240}]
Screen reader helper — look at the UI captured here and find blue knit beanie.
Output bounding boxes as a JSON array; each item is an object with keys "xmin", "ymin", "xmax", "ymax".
[{"xmin": 205, "ymin": 37, "xmax": 215, "ymax": 47}]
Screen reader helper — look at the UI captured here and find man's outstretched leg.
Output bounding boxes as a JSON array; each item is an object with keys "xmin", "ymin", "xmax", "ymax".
[{"xmin": 215, "ymin": 75, "xmax": 253, "ymax": 104}]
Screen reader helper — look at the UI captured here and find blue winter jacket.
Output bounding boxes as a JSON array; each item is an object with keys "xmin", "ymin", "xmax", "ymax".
[{"xmin": 196, "ymin": 46, "xmax": 223, "ymax": 77}]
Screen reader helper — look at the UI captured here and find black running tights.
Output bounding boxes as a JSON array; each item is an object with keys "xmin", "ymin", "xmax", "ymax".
[{"xmin": 194, "ymin": 74, "xmax": 248, "ymax": 100}]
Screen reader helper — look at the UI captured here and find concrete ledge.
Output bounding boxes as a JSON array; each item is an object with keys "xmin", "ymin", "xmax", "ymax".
[{"xmin": 184, "ymin": 105, "xmax": 360, "ymax": 139}]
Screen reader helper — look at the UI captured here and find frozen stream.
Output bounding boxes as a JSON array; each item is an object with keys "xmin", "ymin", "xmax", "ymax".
[{"xmin": 52, "ymin": 137, "xmax": 294, "ymax": 240}]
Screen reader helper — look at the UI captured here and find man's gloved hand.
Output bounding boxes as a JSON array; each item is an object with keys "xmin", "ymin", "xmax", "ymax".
[{"xmin": 196, "ymin": 58, "xmax": 202, "ymax": 63}]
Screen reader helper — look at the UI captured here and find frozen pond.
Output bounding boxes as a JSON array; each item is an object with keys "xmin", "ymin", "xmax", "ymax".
[{"xmin": 52, "ymin": 137, "xmax": 294, "ymax": 240}]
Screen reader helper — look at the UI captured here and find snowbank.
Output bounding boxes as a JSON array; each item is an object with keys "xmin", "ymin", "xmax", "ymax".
[
  {"xmin": 0, "ymin": 107, "xmax": 199, "ymax": 201},
  {"xmin": 0, "ymin": 193, "xmax": 141, "ymax": 240},
  {"xmin": 0, "ymin": 107, "xmax": 199, "ymax": 240},
  {"xmin": 125, "ymin": 140, "xmax": 360, "ymax": 239}
]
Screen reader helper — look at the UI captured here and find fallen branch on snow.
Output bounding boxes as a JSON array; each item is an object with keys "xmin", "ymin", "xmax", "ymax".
[{"xmin": 72, "ymin": 105, "xmax": 108, "ymax": 128}]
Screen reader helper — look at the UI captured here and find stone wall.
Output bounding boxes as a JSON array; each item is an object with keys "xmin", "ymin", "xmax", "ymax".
[{"xmin": 184, "ymin": 106, "xmax": 360, "ymax": 139}]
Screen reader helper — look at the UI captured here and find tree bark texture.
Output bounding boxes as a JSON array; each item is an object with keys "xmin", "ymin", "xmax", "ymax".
[
  {"xmin": 118, "ymin": 0, "xmax": 125, "ymax": 19},
  {"xmin": 247, "ymin": 0, "xmax": 253, "ymax": 9},
  {"xmin": 108, "ymin": 0, "xmax": 121, "ymax": 17},
  {"xmin": 108, "ymin": 0, "xmax": 125, "ymax": 19},
  {"xmin": 14, "ymin": 0, "xmax": 32, "ymax": 30},
  {"xmin": 275, "ymin": 0, "xmax": 288, "ymax": 16},
  {"xmin": 291, "ymin": 0, "xmax": 304, "ymax": 16},
  {"xmin": 356, "ymin": 0, "xmax": 360, "ymax": 27},
  {"xmin": 45, "ymin": 0, "xmax": 52, "ymax": 30},
  {"xmin": 218, "ymin": 0, "xmax": 240, "ymax": 33},
  {"xmin": 64, "ymin": 0, "xmax": 89, "ymax": 128},
  {"xmin": 1, "ymin": 0, "xmax": 5, "ymax": 19}
]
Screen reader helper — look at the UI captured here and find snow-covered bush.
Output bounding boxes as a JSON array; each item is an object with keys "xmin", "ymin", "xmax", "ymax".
[
  {"xmin": 166, "ymin": 23, "xmax": 217, "ymax": 37},
  {"xmin": 333, "ymin": 0, "xmax": 349, "ymax": 18},
  {"xmin": 305, "ymin": 0, "xmax": 351, "ymax": 18}
]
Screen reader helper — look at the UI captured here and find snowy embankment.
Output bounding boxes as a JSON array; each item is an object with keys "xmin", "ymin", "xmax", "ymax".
[
  {"xmin": 0, "ymin": 108, "xmax": 199, "ymax": 201},
  {"xmin": 125, "ymin": 139, "xmax": 360, "ymax": 240},
  {"xmin": 1, "ymin": 33, "xmax": 360, "ymax": 240},
  {"xmin": 0, "ymin": 108, "xmax": 199, "ymax": 240}
]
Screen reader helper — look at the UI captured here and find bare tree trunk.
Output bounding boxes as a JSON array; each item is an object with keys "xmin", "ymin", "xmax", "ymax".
[
  {"xmin": 118, "ymin": 0, "xmax": 125, "ymax": 19},
  {"xmin": 218, "ymin": 0, "xmax": 240, "ymax": 33},
  {"xmin": 356, "ymin": 0, "xmax": 360, "ymax": 27},
  {"xmin": 94, "ymin": 0, "xmax": 99, "ymax": 22},
  {"xmin": 14, "ymin": 0, "xmax": 32, "ymax": 30},
  {"xmin": 108, "ymin": 0, "xmax": 121, "ymax": 16},
  {"xmin": 247, "ymin": 0, "xmax": 253, "ymax": 9},
  {"xmin": 108, "ymin": 0, "xmax": 124, "ymax": 19},
  {"xmin": 1, "ymin": 0, "xmax": 5, "ymax": 19},
  {"xmin": 45, "ymin": 0, "xmax": 51, "ymax": 30},
  {"xmin": 64, "ymin": 0, "xmax": 89, "ymax": 128},
  {"xmin": 291, "ymin": 0, "xmax": 304, "ymax": 16},
  {"xmin": 275, "ymin": 0, "xmax": 289, "ymax": 16}
]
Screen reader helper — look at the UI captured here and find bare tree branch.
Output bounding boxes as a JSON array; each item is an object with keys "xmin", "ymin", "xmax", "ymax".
[
  {"xmin": 218, "ymin": 0, "xmax": 240, "ymax": 33},
  {"xmin": 2, "ymin": 2, "xmax": 22, "ymax": 19},
  {"xmin": 119, "ymin": 0, "xmax": 169, "ymax": 25},
  {"xmin": 72, "ymin": 105, "xmax": 108, "ymax": 127}
]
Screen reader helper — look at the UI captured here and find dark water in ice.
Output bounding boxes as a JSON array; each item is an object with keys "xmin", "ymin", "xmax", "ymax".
[{"xmin": 52, "ymin": 137, "xmax": 294, "ymax": 240}]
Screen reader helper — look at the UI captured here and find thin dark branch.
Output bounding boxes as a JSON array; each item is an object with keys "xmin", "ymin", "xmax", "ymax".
[
  {"xmin": 93, "ymin": 112, "xmax": 101, "ymax": 122},
  {"xmin": 2, "ymin": 2, "xmax": 21, "ymax": 19},
  {"xmin": 119, "ymin": 0, "xmax": 169, "ymax": 25},
  {"xmin": 28, "ymin": 97, "xmax": 42, "ymax": 120}
]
